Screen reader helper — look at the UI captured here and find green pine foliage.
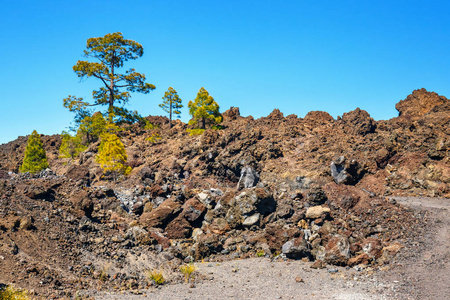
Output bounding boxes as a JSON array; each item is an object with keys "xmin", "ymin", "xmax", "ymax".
[
  {"xmin": 96, "ymin": 132, "xmax": 131, "ymax": 179},
  {"xmin": 78, "ymin": 112, "xmax": 108, "ymax": 143},
  {"xmin": 20, "ymin": 130, "xmax": 49, "ymax": 174},
  {"xmin": 187, "ymin": 87, "xmax": 222, "ymax": 134},
  {"xmin": 59, "ymin": 131, "xmax": 87, "ymax": 159},
  {"xmin": 159, "ymin": 87, "xmax": 183, "ymax": 128},
  {"xmin": 64, "ymin": 32, "xmax": 155, "ymax": 123}
]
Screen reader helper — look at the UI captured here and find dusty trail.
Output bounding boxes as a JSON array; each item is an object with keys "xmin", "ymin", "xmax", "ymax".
[
  {"xmin": 92, "ymin": 196, "xmax": 449, "ymax": 300},
  {"xmin": 378, "ymin": 197, "xmax": 450, "ymax": 299}
]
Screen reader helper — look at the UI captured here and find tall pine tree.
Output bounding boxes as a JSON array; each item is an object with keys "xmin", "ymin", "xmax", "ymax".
[
  {"xmin": 20, "ymin": 130, "xmax": 49, "ymax": 173},
  {"xmin": 159, "ymin": 87, "xmax": 183, "ymax": 128}
]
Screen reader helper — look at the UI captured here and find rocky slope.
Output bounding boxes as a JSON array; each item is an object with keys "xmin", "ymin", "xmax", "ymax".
[{"xmin": 0, "ymin": 88, "xmax": 448, "ymax": 298}]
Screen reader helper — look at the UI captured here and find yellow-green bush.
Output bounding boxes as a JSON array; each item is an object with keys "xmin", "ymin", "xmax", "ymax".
[
  {"xmin": 146, "ymin": 270, "xmax": 165, "ymax": 285},
  {"xmin": 180, "ymin": 263, "xmax": 197, "ymax": 283},
  {"xmin": 0, "ymin": 285, "xmax": 29, "ymax": 300}
]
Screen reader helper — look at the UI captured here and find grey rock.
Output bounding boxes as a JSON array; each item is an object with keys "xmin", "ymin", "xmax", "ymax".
[
  {"xmin": 282, "ymin": 238, "xmax": 311, "ymax": 259},
  {"xmin": 242, "ymin": 213, "xmax": 260, "ymax": 227},
  {"xmin": 237, "ymin": 166, "xmax": 259, "ymax": 189}
]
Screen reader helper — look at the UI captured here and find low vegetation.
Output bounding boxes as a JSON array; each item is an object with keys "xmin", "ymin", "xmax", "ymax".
[{"xmin": 0, "ymin": 284, "xmax": 30, "ymax": 300}]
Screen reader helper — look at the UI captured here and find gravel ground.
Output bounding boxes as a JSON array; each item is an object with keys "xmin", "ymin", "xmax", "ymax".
[{"xmin": 91, "ymin": 196, "xmax": 449, "ymax": 300}]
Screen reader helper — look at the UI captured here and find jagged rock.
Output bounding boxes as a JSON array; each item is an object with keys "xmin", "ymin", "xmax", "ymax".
[
  {"xmin": 304, "ymin": 111, "xmax": 334, "ymax": 124},
  {"xmin": 340, "ymin": 108, "xmax": 375, "ymax": 135},
  {"xmin": 276, "ymin": 198, "xmax": 294, "ymax": 218},
  {"xmin": 209, "ymin": 218, "xmax": 231, "ymax": 234},
  {"xmin": 65, "ymin": 164, "xmax": 90, "ymax": 183},
  {"xmin": 237, "ymin": 166, "xmax": 259, "ymax": 189},
  {"xmin": 306, "ymin": 186, "xmax": 327, "ymax": 205},
  {"xmin": 305, "ymin": 206, "xmax": 330, "ymax": 219},
  {"xmin": 362, "ymin": 237, "xmax": 383, "ymax": 259},
  {"xmin": 282, "ymin": 235, "xmax": 311, "ymax": 259},
  {"xmin": 181, "ymin": 198, "xmax": 206, "ymax": 225},
  {"xmin": 348, "ymin": 253, "xmax": 370, "ymax": 266},
  {"xmin": 70, "ymin": 190, "xmax": 94, "ymax": 217},
  {"xmin": 396, "ymin": 88, "xmax": 448, "ymax": 119},
  {"xmin": 324, "ymin": 235, "xmax": 350, "ymax": 266},
  {"xmin": 165, "ymin": 216, "xmax": 193, "ymax": 239},
  {"xmin": 125, "ymin": 226, "xmax": 154, "ymax": 245},
  {"xmin": 222, "ymin": 106, "xmax": 241, "ymax": 121},
  {"xmin": 139, "ymin": 198, "xmax": 182, "ymax": 228},
  {"xmin": 330, "ymin": 156, "xmax": 360, "ymax": 185}
]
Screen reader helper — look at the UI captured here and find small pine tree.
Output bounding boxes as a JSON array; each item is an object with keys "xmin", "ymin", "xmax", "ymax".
[
  {"xmin": 159, "ymin": 87, "xmax": 183, "ymax": 128},
  {"xmin": 20, "ymin": 130, "xmax": 49, "ymax": 173},
  {"xmin": 59, "ymin": 131, "xmax": 87, "ymax": 159},
  {"xmin": 187, "ymin": 87, "xmax": 222, "ymax": 133},
  {"xmin": 78, "ymin": 112, "xmax": 108, "ymax": 143},
  {"xmin": 96, "ymin": 132, "xmax": 131, "ymax": 179}
]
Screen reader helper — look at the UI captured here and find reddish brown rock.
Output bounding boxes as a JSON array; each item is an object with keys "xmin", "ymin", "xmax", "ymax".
[
  {"xmin": 324, "ymin": 235, "xmax": 350, "ymax": 266},
  {"xmin": 165, "ymin": 216, "xmax": 193, "ymax": 239},
  {"xmin": 348, "ymin": 253, "xmax": 371, "ymax": 266},
  {"xmin": 396, "ymin": 88, "xmax": 448, "ymax": 119},
  {"xmin": 139, "ymin": 198, "xmax": 182, "ymax": 228},
  {"xmin": 70, "ymin": 189, "xmax": 94, "ymax": 217},
  {"xmin": 362, "ymin": 237, "xmax": 383, "ymax": 259},
  {"xmin": 181, "ymin": 198, "xmax": 206, "ymax": 225}
]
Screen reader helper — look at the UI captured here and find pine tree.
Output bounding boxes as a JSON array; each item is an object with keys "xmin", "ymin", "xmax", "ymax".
[
  {"xmin": 63, "ymin": 32, "xmax": 155, "ymax": 123},
  {"xmin": 20, "ymin": 130, "xmax": 49, "ymax": 173},
  {"xmin": 159, "ymin": 87, "xmax": 183, "ymax": 128},
  {"xmin": 78, "ymin": 112, "xmax": 108, "ymax": 143},
  {"xmin": 96, "ymin": 132, "xmax": 131, "ymax": 179},
  {"xmin": 187, "ymin": 87, "xmax": 222, "ymax": 134},
  {"xmin": 59, "ymin": 131, "xmax": 87, "ymax": 159}
]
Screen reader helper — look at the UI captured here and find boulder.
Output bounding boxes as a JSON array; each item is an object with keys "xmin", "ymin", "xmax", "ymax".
[
  {"xmin": 396, "ymin": 88, "xmax": 448, "ymax": 119},
  {"xmin": 348, "ymin": 253, "xmax": 370, "ymax": 266},
  {"xmin": 209, "ymin": 218, "xmax": 231, "ymax": 234},
  {"xmin": 330, "ymin": 156, "xmax": 361, "ymax": 185},
  {"xmin": 362, "ymin": 237, "xmax": 383, "ymax": 259},
  {"xmin": 282, "ymin": 236, "xmax": 311, "ymax": 259},
  {"xmin": 306, "ymin": 186, "xmax": 327, "ymax": 205},
  {"xmin": 340, "ymin": 108, "xmax": 375, "ymax": 135},
  {"xmin": 242, "ymin": 213, "xmax": 260, "ymax": 227},
  {"xmin": 165, "ymin": 216, "xmax": 193, "ymax": 239},
  {"xmin": 70, "ymin": 190, "xmax": 94, "ymax": 217},
  {"xmin": 181, "ymin": 198, "xmax": 206, "ymax": 225},
  {"xmin": 65, "ymin": 164, "xmax": 90, "ymax": 183},
  {"xmin": 324, "ymin": 235, "xmax": 350, "ymax": 266},
  {"xmin": 139, "ymin": 198, "xmax": 182, "ymax": 228},
  {"xmin": 237, "ymin": 166, "xmax": 259, "ymax": 189},
  {"xmin": 306, "ymin": 206, "xmax": 330, "ymax": 219}
]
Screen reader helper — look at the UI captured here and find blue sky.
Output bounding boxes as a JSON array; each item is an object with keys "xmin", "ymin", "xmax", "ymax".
[{"xmin": 1, "ymin": 0, "xmax": 449, "ymax": 144}]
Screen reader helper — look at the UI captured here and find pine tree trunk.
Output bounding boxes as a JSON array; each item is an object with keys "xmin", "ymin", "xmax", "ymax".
[{"xmin": 169, "ymin": 103, "xmax": 172, "ymax": 129}]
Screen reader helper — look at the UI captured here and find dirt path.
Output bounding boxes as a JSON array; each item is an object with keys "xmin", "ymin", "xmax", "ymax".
[
  {"xmin": 377, "ymin": 197, "xmax": 450, "ymax": 299},
  {"xmin": 92, "ymin": 197, "xmax": 449, "ymax": 300},
  {"xmin": 94, "ymin": 258, "xmax": 389, "ymax": 300}
]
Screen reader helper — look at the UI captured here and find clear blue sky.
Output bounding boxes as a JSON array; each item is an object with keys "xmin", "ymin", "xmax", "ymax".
[{"xmin": 1, "ymin": 0, "xmax": 449, "ymax": 144}]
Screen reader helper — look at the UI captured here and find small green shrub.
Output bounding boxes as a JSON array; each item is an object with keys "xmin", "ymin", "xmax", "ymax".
[
  {"xmin": 186, "ymin": 128, "xmax": 205, "ymax": 136},
  {"xmin": 180, "ymin": 263, "xmax": 197, "ymax": 283},
  {"xmin": 0, "ymin": 284, "xmax": 30, "ymax": 300},
  {"xmin": 146, "ymin": 270, "xmax": 165, "ymax": 285},
  {"xmin": 146, "ymin": 132, "xmax": 161, "ymax": 143},
  {"xmin": 256, "ymin": 250, "xmax": 265, "ymax": 257}
]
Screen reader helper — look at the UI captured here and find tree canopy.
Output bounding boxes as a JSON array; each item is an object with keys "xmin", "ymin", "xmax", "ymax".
[
  {"xmin": 20, "ymin": 130, "xmax": 49, "ymax": 173},
  {"xmin": 64, "ymin": 32, "xmax": 155, "ymax": 123},
  {"xmin": 159, "ymin": 87, "xmax": 183, "ymax": 128},
  {"xmin": 188, "ymin": 87, "xmax": 222, "ymax": 132}
]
